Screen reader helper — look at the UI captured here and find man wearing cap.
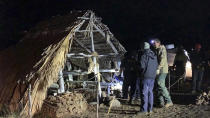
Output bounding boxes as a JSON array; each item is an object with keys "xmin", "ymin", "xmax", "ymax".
[
  {"xmin": 137, "ymin": 42, "xmax": 158, "ymax": 114},
  {"xmin": 153, "ymin": 39, "xmax": 173, "ymax": 108}
]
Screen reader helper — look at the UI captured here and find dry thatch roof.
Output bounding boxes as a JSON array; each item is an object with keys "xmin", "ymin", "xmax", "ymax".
[{"xmin": 0, "ymin": 10, "xmax": 125, "ymax": 117}]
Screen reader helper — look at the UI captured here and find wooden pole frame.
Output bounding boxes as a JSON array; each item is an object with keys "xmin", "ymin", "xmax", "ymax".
[{"xmin": 64, "ymin": 11, "xmax": 124, "ymax": 118}]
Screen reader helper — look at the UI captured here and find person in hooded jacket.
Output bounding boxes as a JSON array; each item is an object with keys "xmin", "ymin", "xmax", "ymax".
[{"xmin": 137, "ymin": 42, "xmax": 158, "ymax": 114}]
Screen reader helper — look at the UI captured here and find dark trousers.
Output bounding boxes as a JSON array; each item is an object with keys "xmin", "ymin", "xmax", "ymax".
[
  {"xmin": 175, "ymin": 65, "xmax": 186, "ymax": 77},
  {"xmin": 192, "ymin": 69, "xmax": 204, "ymax": 91},
  {"xmin": 133, "ymin": 78, "xmax": 141, "ymax": 99},
  {"xmin": 140, "ymin": 78, "xmax": 155, "ymax": 112},
  {"xmin": 122, "ymin": 75, "xmax": 136, "ymax": 99}
]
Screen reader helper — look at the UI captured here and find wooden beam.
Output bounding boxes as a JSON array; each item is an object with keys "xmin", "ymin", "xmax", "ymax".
[
  {"xmin": 106, "ymin": 34, "xmax": 119, "ymax": 54},
  {"xmin": 67, "ymin": 53, "xmax": 91, "ymax": 58},
  {"xmin": 93, "ymin": 23, "xmax": 105, "ymax": 37},
  {"xmin": 77, "ymin": 17, "xmax": 102, "ymax": 20},
  {"xmin": 75, "ymin": 30, "xmax": 98, "ymax": 33},
  {"xmin": 63, "ymin": 71, "xmax": 88, "ymax": 76},
  {"xmin": 67, "ymin": 53, "xmax": 116, "ymax": 58},
  {"xmin": 74, "ymin": 39, "xmax": 91, "ymax": 53},
  {"xmin": 78, "ymin": 17, "xmax": 101, "ymax": 20},
  {"xmin": 74, "ymin": 20, "xmax": 86, "ymax": 32},
  {"xmin": 63, "ymin": 69, "xmax": 119, "ymax": 75},
  {"xmin": 92, "ymin": 23, "xmax": 118, "ymax": 54}
]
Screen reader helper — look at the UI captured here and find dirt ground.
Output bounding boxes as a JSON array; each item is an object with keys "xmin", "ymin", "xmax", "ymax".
[
  {"xmin": 78, "ymin": 101, "xmax": 210, "ymax": 118},
  {"xmin": 66, "ymin": 90, "xmax": 210, "ymax": 118},
  {"xmin": 35, "ymin": 80, "xmax": 210, "ymax": 118},
  {"xmin": 75, "ymin": 81, "xmax": 210, "ymax": 118}
]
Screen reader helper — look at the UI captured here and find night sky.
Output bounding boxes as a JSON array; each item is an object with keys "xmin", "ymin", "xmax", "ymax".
[{"xmin": 1, "ymin": 0, "xmax": 210, "ymax": 51}]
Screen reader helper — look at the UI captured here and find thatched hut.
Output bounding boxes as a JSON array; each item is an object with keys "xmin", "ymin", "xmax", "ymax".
[{"xmin": 0, "ymin": 10, "xmax": 125, "ymax": 117}]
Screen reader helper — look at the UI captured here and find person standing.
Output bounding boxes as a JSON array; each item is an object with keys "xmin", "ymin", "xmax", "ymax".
[
  {"xmin": 137, "ymin": 42, "xmax": 158, "ymax": 114},
  {"xmin": 120, "ymin": 51, "xmax": 138, "ymax": 103},
  {"xmin": 153, "ymin": 39, "xmax": 173, "ymax": 108},
  {"xmin": 173, "ymin": 45, "xmax": 189, "ymax": 78},
  {"xmin": 190, "ymin": 43, "xmax": 205, "ymax": 93}
]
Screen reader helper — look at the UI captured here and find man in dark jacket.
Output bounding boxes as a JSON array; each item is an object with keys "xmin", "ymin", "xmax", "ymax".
[
  {"xmin": 120, "ymin": 51, "xmax": 138, "ymax": 102},
  {"xmin": 138, "ymin": 42, "xmax": 158, "ymax": 114},
  {"xmin": 191, "ymin": 43, "xmax": 205, "ymax": 93}
]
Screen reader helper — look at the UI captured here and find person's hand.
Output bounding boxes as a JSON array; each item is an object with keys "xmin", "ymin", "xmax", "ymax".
[{"xmin": 156, "ymin": 69, "xmax": 160, "ymax": 75}]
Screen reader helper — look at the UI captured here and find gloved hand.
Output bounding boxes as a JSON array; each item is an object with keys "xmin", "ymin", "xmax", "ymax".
[{"xmin": 156, "ymin": 69, "xmax": 160, "ymax": 75}]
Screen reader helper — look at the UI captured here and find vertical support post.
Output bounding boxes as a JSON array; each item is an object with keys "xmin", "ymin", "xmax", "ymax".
[
  {"xmin": 28, "ymin": 84, "xmax": 32, "ymax": 118},
  {"xmin": 67, "ymin": 61, "xmax": 73, "ymax": 81},
  {"xmin": 89, "ymin": 12, "xmax": 100, "ymax": 118},
  {"xmin": 58, "ymin": 70, "xmax": 65, "ymax": 93},
  {"xmin": 107, "ymin": 84, "xmax": 110, "ymax": 97}
]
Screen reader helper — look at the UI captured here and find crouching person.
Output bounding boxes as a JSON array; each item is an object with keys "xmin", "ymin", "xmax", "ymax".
[{"xmin": 137, "ymin": 42, "xmax": 158, "ymax": 115}]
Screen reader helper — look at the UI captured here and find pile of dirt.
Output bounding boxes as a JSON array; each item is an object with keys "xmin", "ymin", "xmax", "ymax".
[
  {"xmin": 75, "ymin": 89, "xmax": 97, "ymax": 102},
  {"xmin": 196, "ymin": 90, "xmax": 210, "ymax": 105},
  {"xmin": 38, "ymin": 92, "xmax": 88, "ymax": 118}
]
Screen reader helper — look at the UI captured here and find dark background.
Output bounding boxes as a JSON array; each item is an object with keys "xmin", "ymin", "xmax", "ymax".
[{"xmin": 0, "ymin": 0, "xmax": 210, "ymax": 51}]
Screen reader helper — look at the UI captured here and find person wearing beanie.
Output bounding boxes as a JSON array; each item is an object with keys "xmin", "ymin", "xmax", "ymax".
[
  {"xmin": 144, "ymin": 42, "xmax": 150, "ymax": 49},
  {"xmin": 137, "ymin": 42, "xmax": 158, "ymax": 114},
  {"xmin": 153, "ymin": 39, "xmax": 173, "ymax": 108}
]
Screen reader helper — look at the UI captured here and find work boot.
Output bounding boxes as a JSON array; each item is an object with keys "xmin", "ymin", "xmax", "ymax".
[
  {"xmin": 158, "ymin": 103, "xmax": 164, "ymax": 108},
  {"xmin": 148, "ymin": 111, "xmax": 153, "ymax": 114},
  {"xmin": 165, "ymin": 102, "xmax": 173, "ymax": 108}
]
